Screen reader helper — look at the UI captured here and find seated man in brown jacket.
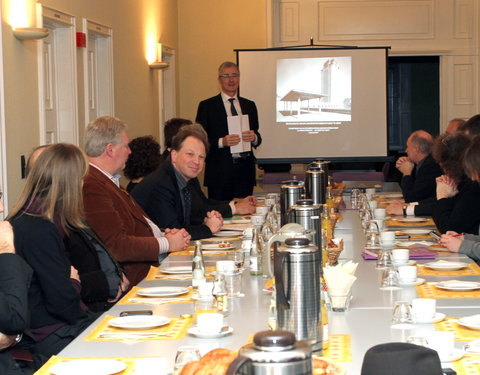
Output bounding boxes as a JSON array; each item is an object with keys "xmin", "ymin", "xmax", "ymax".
[{"xmin": 83, "ymin": 116, "xmax": 191, "ymax": 285}]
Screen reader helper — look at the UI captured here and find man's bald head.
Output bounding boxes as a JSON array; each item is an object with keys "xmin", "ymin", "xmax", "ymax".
[
  {"xmin": 446, "ymin": 118, "xmax": 465, "ymax": 134},
  {"xmin": 406, "ymin": 130, "xmax": 434, "ymax": 163}
]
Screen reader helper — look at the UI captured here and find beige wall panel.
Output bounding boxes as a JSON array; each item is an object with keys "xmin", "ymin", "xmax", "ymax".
[
  {"xmin": 280, "ymin": 2, "xmax": 299, "ymax": 42},
  {"xmin": 2, "ymin": 0, "xmax": 179, "ymax": 207},
  {"xmin": 454, "ymin": 0, "xmax": 473, "ymax": 39},
  {"xmin": 178, "ymin": 0, "xmax": 268, "ymax": 122},
  {"xmin": 453, "ymin": 63, "xmax": 473, "ymax": 105},
  {"xmin": 318, "ymin": 1, "xmax": 434, "ymax": 40}
]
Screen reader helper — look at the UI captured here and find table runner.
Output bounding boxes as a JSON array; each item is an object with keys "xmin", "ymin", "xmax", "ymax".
[
  {"xmin": 385, "ymin": 217, "xmax": 436, "ymax": 227},
  {"xmin": 416, "ymin": 284, "xmax": 480, "ymax": 299},
  {"xmin": 417, "ymin": 263, "xmax": 480, "ymax": 277},
  {"xmin": 118, "ymin": 286, "xmax": 194, "ymax": 305},
  {"xmin": 84, "ymin": 315, "xmax": 193, "ymax": 341},
  {"xmin": 434, "ymin": 318, "xmax": 480, "ymax": 342},
  {"xmin": 145, "ymin": 266, "xmax": 216, "ymax": 281},
  {"xmin": 453, "ymin": 353, "xmax": 480, "ymax": 375}
]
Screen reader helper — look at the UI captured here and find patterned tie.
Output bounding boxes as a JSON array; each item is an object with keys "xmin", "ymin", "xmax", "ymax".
[
  {"xmin": 228, "ymin": 98, "xmax": 238, "ymax": 116},
  {"xmin": 183, "ymin": 187, "xmax": 191, "ymax": 225}
]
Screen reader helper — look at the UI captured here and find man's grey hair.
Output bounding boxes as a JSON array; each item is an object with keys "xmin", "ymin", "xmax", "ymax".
[
  {"xmin": 410, "ymin": 130, "xmax": 433, "ymax": 155},
  {"xmin": 84, "ymin": 116, "xmax": 128, "ymax": 157},
  {"xmin": 218, "ymin": 61, "xmax": 238, "ymax": 75}
]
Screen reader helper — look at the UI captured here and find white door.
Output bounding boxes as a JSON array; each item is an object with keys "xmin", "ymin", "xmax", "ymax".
[
  {"xmin": 39, "ymin": 7, "xmax": 78, "ymax": 145},
  {"xmin": 83, "ymin": 20, "xmax": 114, "ymax": 123}
]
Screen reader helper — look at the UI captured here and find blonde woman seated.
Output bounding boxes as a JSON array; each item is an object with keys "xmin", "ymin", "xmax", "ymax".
[{"xmin": 8, "ymin": 144, "xmax": 98, "ymax": 367}]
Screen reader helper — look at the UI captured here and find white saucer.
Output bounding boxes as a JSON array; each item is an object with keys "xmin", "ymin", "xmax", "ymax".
[
  {"xmin": 439, "ymin": 349, "xmax": 465, "ymax": 362},
  {"xmin": 393, "ymin": 260, "xmax": 417, "ymax": 267},
  {"xmin": 399, "ymin": 277, "xmax": 425, "ymax": 286},
  {"xmin": 457, "ymin": 314, "xmax": 480, "ymax": 330},
  {"xmin": 50, "ymin": 359, "xmax": 127, "ymax": 375},
  {"xmin": 187, "ymin": 326, "xmax": 233, "ymax": 338},
  {"xmin": 413, "ymin": 312, "xmax": 445, "ymax": 324}
]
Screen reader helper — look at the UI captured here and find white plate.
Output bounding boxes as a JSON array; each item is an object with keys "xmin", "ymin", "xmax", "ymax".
[
  {"xmin": 396, "ymin": 229, "xmax": 431, "ymax": 235},
  {"xmin": 136, "ymin": 286, "xmax": 189, "ymax": 297},
  {"xmin": 396, "ymin": 241, "xmax": 434, "ymax": 247},
  {"xmin": 50, "ymin": 359, "xmax": 127, "ymax": 375},
  {"xmin": 458, "ymin": 315, "xmax": 480, "ymax": 330},
  {"xmin": 399, "ymin": 277, "xmax": 425, "ymax": 286},
  {"xmin": 187, "ymin": 326, "xmax": 233, "ymax": 338},
  {"xmin": 435, "ymin": 280, "xmax": 480, "ymax": 291},
  {"xmin": 376, "ymin": 193, "xmax": 403, "ymax": 199},
  {"xmin": 159, "ymin": 266, "xmax": 192, "ymax": 274},
  {"xmin": 439, "ymin": 349, "xmax": 465, "ymax": 363},
  {"xmin": 214, "ymin": 231, "xmax": 242, "ymax": 237},
  {"xmin": 423, "ymin": 261, "xmax": 468, "ymax": 271},
  {"xmin": 202, "ymin": 243, "xmax": 235, "ymax": 251},
  {"xmin": 395, "ymin": 217, "xmax": 428, "ymax": 223},
  {"xmin": 413, "ymin": 312, "xmax": 445, "ymax": 324},
  {"xmin": 109, "ymin": 315, "xmax": 170, "ymax": 329},
  {"xmin": 228, "ymin": 218, "xmax": 250, "ymax": 224}
]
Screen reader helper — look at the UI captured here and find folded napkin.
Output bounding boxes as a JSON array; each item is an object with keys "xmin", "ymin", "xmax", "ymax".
[
  {"xmin": 362, "ymin": 247, "xmax": 436, "ymax": 260},
  {"xmin": 323, "ymin": 262, "xmax": 358, "ymax": 296}
]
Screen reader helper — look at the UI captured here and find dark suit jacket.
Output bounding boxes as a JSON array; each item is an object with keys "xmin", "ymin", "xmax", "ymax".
[
  {"xmin": 83, "ymin": 166, "xmax": 160, "ymax": 285},
  {"xmin": 400, "ymin": 154, "xmax": 442, "ymax": 203},
  {"xmin": 132, "ymin": 159, "xmax": 215, "ymax": 240},
  {"xmin": 10, "ymin": 213, "xmax": 88, "ymax": 332},
  {"xmin": 189, "ymin": 178, "xmax": 232, "ymax": 222},
  {"xmin": 196, "ymin": 93, "xmax": 262, "ymax": 188},
  {"xmin": 0, "ymin": 254, "xmax": 32, "ymax": 375},
  {"xmin": 432, "ymin": 179, "xmax": 480, "ymax": 234},
  {"xmin": 64, "ymin": 227, "xmax": 123, "ymax": 312}
]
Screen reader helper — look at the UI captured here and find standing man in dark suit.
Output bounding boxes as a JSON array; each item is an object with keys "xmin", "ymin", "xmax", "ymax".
[
  {"xmin": 396, "ymin": 130, "xmax": 442, "ymax": 203},
  {"xmin": 196, "ymin": 61, "xmax": 262, "ymax": 201}
]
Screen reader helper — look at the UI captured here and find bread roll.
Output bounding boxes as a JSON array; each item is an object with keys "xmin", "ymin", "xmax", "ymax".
[{"xmin": 179, "ymin": 348, "xmax": 237, "ymax": 375}]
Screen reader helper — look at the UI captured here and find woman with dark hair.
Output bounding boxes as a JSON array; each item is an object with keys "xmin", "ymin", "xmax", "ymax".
[
  {"xmin": 430, "ymin": 133, "xmax": 480, "ymax": 234},
  {"xmin": 124, "ymin": 136, "xmax": 162, "ymax": 192},
  {"xmin": 441, "ymin": 135, "xmax": 480, "ymax": 261},
  {"xmin": 8, "ymin": 143, "xmax": 100, "ymax": 367}
]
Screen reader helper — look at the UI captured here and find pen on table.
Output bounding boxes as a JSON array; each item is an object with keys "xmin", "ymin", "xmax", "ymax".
[{"xmin": 452, "ymin": 233, "xmax": 464, "ymax": 237}]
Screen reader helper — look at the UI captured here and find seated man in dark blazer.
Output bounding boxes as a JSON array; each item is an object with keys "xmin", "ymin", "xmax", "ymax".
[
  {"xmin": 396, "ymin": 130, "xmax": 442, "ymax": 203},
  {"xmin": 132, "ymin": 125, "xmax": 225, "ymax": 240}
]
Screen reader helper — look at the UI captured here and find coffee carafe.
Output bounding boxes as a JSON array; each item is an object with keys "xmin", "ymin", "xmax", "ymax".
[
  {"xmin": 305, "ymin": 167, "xmax": 327, "ymax": 205},
  {"xmin": 280, "ymin": 181, "xmax": 305, "ymax": 226},
  {"xmin": 309, "ymin": 160, "xmax": 330, "ymax": 174},
  {"xmin": 226, "ymin": 330, "xmax": 312, "ymax": 375},
  {"xmin": 274, "ymin": 238, "xmax": 323, "ymax": 352},
  {"xmin": 286, "ymin": 199, "xmax": 321, "ymax": 251}
]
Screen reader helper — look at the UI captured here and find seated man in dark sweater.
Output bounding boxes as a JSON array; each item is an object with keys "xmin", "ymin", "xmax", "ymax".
[{"xmin": 396, "ymin": 130, "xmax": 442, "ymax": 203}]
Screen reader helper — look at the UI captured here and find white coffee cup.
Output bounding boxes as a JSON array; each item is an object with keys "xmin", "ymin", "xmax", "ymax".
[
  {"xmin": 243, "ymin": 227, "xmax": 253, "ymax": 238},
  {"xmin": 397, "ymin": 265, "xmax": 417, "ymax": 283},
  {"xmin": 251, "ymin": 214, "xmax": 265, "ymax": 226},
  {"xmin": 216, "ymin": 260, "xmax": 235, "ymax": 273},
  {"xmin": 392, "ymin": 248, "xmax": 410, "ymax": 266},
  {"xmin": 365, "ymin": 188, "xmax": 376, "ymax": 195},
  {"xmin": 426, "ymin": 331, "xmax": 454, "ymax": 358},
  {"xmin": 411, "ymin": 298, "xmax": 436, "ymax": 321},
  {"xmin": 374, "ymin": 208, "xmax": 386, "ymax": 219},
  {"xmin": 197, "ymin": 312, "xmax": 224, "ymax": 334},
  {"xmin": 197, "ymin": 281, "xmax": 213, "ymax": 299},
  {"xmin": 372, "ymin": 219, "xmax": 384, "ymax": 231},
  {"xmin": 255, "ymin": 205, "xmax": 269, "ymax": 215},
  {"xmin": 365, "ymin": 193, "xmax": 374, "ymax": 201},
  {"xmin": 369, "ymin": 200, "xmax": 378, "ymax": 209},
  {"xmin": 380, "ymin": 231, "xmax": 396, "ymax": 244}
]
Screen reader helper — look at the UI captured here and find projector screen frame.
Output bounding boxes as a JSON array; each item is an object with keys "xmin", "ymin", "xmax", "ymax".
[{"xmin": 235, "ymin": 45, "xmax": 391, "ymax": 164}]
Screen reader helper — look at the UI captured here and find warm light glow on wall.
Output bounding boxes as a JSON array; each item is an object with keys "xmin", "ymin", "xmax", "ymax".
[
  {"xmin": 8, "ymin": 0, "xmax": 32, "ymax": 28},
  {"xmin": 143, "ymin": 2, "xmax": 159, "ymax": 64}
]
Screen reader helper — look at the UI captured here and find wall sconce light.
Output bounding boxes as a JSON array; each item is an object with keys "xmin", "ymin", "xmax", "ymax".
[
  {"xmin": 149, "ymin": 43, "xmax": 169, "ymax": 69},
  {"xmin": 13, "ymin": 27, "xmax": 49, "ymax": 41}
]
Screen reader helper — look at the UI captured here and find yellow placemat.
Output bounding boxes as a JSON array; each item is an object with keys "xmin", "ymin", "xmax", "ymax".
[
  {"xmin": 171, "ymin": 250, "xmax": 232, "ymax": 256},
  {"xmin": 418, "ymin": 263, "xmax": 480, "ymax": 277},
  {"xmin": 386, "ymin": 217, "xmax": 435, "ymax": 227},
  {"xmin": 145, "ymin": 266, "xmax": 216, "ymax": 281},
  {"xmin": 434, "ymin": 318, "xmax": 480, "ymax": 342},
  {"xmin": 118, "ymin": 286, "xmax": 195, "ymax": 305},
  {"xmin": 264, "ymin": 278, "xmax": 274, "ymax": 291},
  {"xmin": 453, "ymin": 353, "xmax": 480, "ymax": 375},
  {"xmin": 394, "ymin": 231, "xmax": 432, "ymax": 240},
  {"xmin": 34, "ymin": 355, "xmax": 145, "ymax": 375},
  {"xmin": 416, "ymin": 283, "xmax": 480, "ymax": 299},
  {"xmin": 246, "ymin": 334, "xmax": 351, "ymax": 362},
  {"xmin": 84, "ymin": 315, "xmax": 193, "ymax": 341}
]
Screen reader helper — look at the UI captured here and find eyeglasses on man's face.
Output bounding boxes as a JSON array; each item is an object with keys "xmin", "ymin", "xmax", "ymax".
[{"xmin": 219, "ymin": 73, "xmax": 240, "ymax": 79}]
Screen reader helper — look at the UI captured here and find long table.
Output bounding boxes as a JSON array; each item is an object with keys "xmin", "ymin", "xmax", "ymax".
[{"xmin": 56, "ymin": 198, "xmax": 480, "ymax": 374}]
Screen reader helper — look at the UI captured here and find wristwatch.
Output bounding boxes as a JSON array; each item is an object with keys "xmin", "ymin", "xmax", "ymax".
[
  {"xmin": 402, "ymin": 205, "xmax": 407, "ymax": 216},
  {"xmin": 14, "ymin": 333, "xmax": 22, "ymax": 344}
]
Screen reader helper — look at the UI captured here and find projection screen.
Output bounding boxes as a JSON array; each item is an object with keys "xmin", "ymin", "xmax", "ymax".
[{"xmin": 236, "ymin": 47, "xmax": 389, "ymax": 163}]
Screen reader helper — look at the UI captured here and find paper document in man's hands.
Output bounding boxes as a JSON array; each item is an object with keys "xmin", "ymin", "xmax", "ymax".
[{"xmin": 227, "ymin": 114, "xmax": 252, "ymax": 154}]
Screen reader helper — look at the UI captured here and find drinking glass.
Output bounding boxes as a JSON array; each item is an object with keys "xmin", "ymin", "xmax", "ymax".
[
  {"xmin": 365, "ymin": 231, "xmax": 381, "ymax": 250},
  {"xmin": 391, "ymin": 301, "xmax": 413, "ymax": 328},
  {"xmin": 351, "ymin": 189, "xmax": 360, "ymax": 209},
  {"xmin": 174, "ymin": 346, "xmax": 201, "ymax": 373},
  {"xmin": 407, "ymin": 336, "xmax": 428, "ymax": 346},
  {"xmin": 376, "ymin": 249, "xmax": 393, "ymax": 269},
  {"xmin": 229, "ymin": 251, "xmax": 245, "ymax": 271},
  {"xmin": 380, "ymin": 268, "xmax": 400, "ymax": 289}
]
